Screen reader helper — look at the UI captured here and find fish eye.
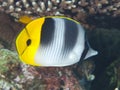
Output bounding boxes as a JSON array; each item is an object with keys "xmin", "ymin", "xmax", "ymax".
[{"xmin": 26, "ymin": 39, "xmax": 31, "ymax": 46}]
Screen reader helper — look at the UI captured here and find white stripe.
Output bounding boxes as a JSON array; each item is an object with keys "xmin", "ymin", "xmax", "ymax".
[
  {"xmin": 35, "ymin": 18, "xmax": 65, "ymax": 66},
  {"xmin": 68, "ymin": 25, "xmax": 85, "ymax": 63},
  {"xmin": 47, "ymin": 18, "xmax": 65, "ymax": 64}
]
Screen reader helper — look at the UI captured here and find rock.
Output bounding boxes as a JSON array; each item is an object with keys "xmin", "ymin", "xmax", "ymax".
[
  {"xmin": 0, "ymin": 44, "xmax": 4, "ymax": 49},
  {"xmin": 0, "ymin": 12, "xmax": 24, "ymax": 50}
]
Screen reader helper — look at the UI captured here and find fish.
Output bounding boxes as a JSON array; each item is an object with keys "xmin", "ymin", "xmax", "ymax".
[{"xmin": 16, "ymin": 16, "xmax": 98, "ymax": 66}]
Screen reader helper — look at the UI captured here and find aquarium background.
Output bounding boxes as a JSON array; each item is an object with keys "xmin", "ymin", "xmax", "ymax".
[{"xmin": 0, "ymin": 0, "xmax": 120, "ymax": 90}]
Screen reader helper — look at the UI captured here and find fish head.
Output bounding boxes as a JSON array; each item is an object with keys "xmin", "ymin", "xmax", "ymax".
[{"xmin": 16, "ymin": 17, "xmax": 45, "ymax": 66}]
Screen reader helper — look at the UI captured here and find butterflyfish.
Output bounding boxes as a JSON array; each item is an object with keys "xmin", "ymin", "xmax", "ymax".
[{"xmin": 16, "ymin": 16, "xmax": 98, "ymax": 66}]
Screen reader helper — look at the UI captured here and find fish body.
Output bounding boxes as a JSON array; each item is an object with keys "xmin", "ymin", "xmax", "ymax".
[{"xmin": 16, "ymin": 16, "xmax": 98, "ymax": 66}]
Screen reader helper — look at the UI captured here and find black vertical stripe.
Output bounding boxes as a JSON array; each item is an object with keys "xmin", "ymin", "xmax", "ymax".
[
  {"xmin": 63, "ymin": 18, "xmax": 78, "ymax": 52},
  {"xmin": 76, "ymin": 35, "xmax": 89, "ymax": 69},
  {"xmin": 40, "ymin": 18, "xmax": 55, "ymax": 46},
  {"xmin": 80, "ymin": 37, "xmax": 89, "ymax": 61}
]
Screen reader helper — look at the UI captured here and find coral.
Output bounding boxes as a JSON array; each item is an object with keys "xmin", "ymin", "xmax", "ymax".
[
  {"xmin": 21, "ymin": 66, "xmax": 83, "ymax": 90},
  {"xmin": 0, "ymin": 79, "xmax": 17, "ymax": 90},
  {"xmin": 0, "ymin": 49, "xmax": 87, "ymax": 90},
  {"xmin": 106, "ymin": 58, "xmax": 120, "ymax": 89},
  {"xmin": 0, "ymin": 0, "xmax": 120, "ymax": 29},
  {"xmin": 0, "ymin": 49, "xmax": 22, "ymax": 89},
  {"xmin": 0, "ymin": 49, "xmax": 20, "ymax": 74}
]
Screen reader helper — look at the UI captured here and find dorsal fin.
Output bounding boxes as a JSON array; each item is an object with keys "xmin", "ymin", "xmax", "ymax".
[{"xmin": 19, "ymin": 15, "xmax": 34, "ymax": 24}]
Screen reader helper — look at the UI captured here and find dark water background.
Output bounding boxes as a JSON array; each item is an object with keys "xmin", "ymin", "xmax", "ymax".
[{"xmin": 86, "ymin": 28, "xmax": 120, "ymax": 90}]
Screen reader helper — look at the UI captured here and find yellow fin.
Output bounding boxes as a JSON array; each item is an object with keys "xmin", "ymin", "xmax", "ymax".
[{"xmin": 19, "ymin": 16, "xmax": 33, "ymax": 24}]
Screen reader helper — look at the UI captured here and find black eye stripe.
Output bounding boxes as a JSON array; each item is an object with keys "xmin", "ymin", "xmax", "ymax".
[
  {"xmin": 26, "ymin": 39, "xmax": 31, "ymax": 46},
  {"xmin": 25, "ymin": 28, "xmax": 30, "ymax": 37}
]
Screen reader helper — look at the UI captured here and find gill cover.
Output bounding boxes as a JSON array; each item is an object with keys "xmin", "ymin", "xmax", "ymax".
[{"xmin": 16, "ymin": 17, "xmax": 45, "ymax": 65}]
